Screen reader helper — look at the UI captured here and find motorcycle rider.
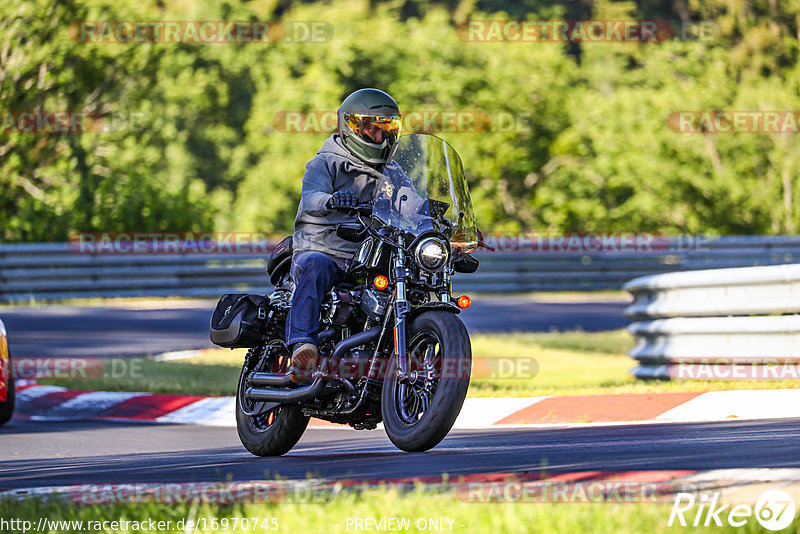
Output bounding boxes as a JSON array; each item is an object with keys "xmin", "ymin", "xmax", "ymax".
[{"xmin": 287, "ymin": 88, "xmax": 403, "ymax": 383}]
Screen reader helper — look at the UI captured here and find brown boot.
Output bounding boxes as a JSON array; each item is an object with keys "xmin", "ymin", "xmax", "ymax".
[{"xmin": 289, "ymin": 343, "xmax": 318, "ymax": 384}]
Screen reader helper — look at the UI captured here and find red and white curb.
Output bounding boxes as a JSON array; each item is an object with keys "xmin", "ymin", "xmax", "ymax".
[{"xmin": 13, "ymin": 384, "xmax": 800, "ymax": 428}]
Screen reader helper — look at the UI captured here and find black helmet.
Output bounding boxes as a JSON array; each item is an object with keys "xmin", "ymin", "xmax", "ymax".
[{"xmin": 337, "ymin": 88, "xmax": 402, "ymax": 166}]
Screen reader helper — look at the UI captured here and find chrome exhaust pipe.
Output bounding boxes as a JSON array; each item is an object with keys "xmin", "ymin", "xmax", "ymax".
[
  {"xmin": 330, "ymin": 326, "xmax": 381, "ymax": 360},
  {"xmin": 243, "ymin": 326, "xmax": 382, "ymax": 404},
  {"xmin": 247, "ymin": 372, "xmax": 294, "ymax": 387},
  {"xmin": 243, "ymin": 328, "xmax": 338, "ymax": 389},
  {"xmin": 245, "ymin": 377, "xmax": 326, "ymax": 403}
]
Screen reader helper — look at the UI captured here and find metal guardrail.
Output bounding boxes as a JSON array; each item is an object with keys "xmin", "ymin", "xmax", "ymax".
[
  {"xmin": 3, "ymin": 236, "xmax": 800, "ymax": 302},
  {"xmin": 624, "ymin": 263, "xmax": 800, "ymax": 380}
]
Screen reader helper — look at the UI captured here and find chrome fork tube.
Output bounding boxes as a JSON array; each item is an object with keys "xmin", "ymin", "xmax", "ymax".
[{"xmin": 393, "ymin": 235, "xmax": 410, "ymax": 378}]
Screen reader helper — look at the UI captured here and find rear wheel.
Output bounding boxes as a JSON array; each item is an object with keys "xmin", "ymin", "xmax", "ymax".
[
  {"xmin": 236, "ymin": 340, "xmax": 309, "ymax": 456},
  {"xmin": 381, "ymin": 311, "xmax": 471, "ymax": 452}
]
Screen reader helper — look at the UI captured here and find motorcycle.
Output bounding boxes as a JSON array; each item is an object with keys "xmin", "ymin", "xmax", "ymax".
[{"xmin": 211, "ymin": 133, "xmax": 481, "ymax": 456}]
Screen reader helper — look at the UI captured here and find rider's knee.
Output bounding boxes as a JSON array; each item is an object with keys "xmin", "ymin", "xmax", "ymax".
[{"xmin": 297, "ymin": 251, "xmax": 335, "ymax": 272}]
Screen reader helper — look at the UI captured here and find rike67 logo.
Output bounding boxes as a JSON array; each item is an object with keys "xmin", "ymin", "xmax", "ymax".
[{"xmin": 669, "ymin": 490, "xmax": 796, "ymax": 531}]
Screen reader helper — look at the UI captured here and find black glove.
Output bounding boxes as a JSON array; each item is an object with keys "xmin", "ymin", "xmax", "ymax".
[{"xmin": 327, "ymin": 191, "xmax": 359, "ymax": 211}]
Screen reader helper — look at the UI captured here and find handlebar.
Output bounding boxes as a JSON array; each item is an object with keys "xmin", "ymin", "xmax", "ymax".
[
  {"xmin": 355, "ymin": 203, "xmax": 373, "ymax": 216},
  {"xmin": 333, "ymin": 202, "xmax": 373, "ymax": 217}
]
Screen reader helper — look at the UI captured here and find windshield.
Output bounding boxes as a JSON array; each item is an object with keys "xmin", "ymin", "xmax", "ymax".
[{"xmin": 373, "ymin": 134, "xmax": 478, "ymax": 253}]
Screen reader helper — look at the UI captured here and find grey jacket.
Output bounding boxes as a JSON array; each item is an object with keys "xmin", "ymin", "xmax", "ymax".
[{"xmin": 292, "ymin": 135, "xmax": 385, "ymax": 262}]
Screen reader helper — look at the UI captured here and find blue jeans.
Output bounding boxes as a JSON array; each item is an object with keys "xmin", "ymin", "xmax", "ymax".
[{"xmin": 286, "ymin": 251, "xmax": 346, "ymax": 346}]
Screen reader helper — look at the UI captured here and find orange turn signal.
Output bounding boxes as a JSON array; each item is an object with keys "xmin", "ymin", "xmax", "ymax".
[
  {"xmin": 456, "ymin": 295, "xmax": 471, "ymax": 309},
  {"xmin": 374, "ymin": 275, "xmax": 389, "ymax": 290}
]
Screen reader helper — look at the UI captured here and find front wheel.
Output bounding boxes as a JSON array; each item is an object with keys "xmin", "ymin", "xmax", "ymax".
[
  {"xmin": 382, "ymin": 311, "xmax": 471, "ymax": 452},
  {"xmin": 236, "ymin": 341, "xmax": 309, "ymax": 456}
]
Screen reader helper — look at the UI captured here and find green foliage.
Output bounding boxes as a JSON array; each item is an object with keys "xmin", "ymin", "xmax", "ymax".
[{"xmin": 3, "ymin": 0, "xmax": 800, "ymax": 241}]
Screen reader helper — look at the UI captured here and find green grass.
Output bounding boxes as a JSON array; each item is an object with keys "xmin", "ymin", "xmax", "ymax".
[
  {"xmin": 36, "ymin": 330, "xmax": 800, "ymax": 397},
  {"xmin": 2, "ymin": 487, "xmax": 791, "ymax": 534},
  {"xmin": 37, "ymin": 349, "xmax": 244, "ymax": 396},
  {"xmin": 470, "ymin": 330, "xmax": 800, "ymax": 396}
]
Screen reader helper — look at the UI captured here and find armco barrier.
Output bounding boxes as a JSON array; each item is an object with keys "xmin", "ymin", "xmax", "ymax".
[
  {"xmin": 3, "ymin": 235, "xmax": 800, "ymax": 302},
  {"xmin": 624, "ymin": 263, "xmax": 800, "ymax": 380}
]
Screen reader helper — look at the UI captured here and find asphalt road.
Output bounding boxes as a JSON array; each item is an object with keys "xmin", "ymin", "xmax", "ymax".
[
  {"xmin": 0, "ymin": 298, "xmax": 630, "ymax": 358},
  {"xmin": 1, "ymin": 418, "xmax": 799, "ymax": 490}
]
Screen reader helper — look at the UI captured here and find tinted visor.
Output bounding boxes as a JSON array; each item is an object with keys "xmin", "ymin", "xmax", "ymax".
[{"xmin": 344, "ymin": 113, "xmax": 402, "ymax": 144}]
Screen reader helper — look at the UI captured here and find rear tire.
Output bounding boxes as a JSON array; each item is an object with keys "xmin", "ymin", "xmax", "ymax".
[
  {"xmin": 382, "ymin": 311, "xmax": 471, "ymax": 452},
  {"xmin": 236, "ymin": 342, "xmax": 309, "ymax": 456}
]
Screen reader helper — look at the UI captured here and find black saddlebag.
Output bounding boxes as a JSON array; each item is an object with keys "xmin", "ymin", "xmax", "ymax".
[{"xmin": 210, "ymin": 294, "xmax": 268, "ymax": 348}]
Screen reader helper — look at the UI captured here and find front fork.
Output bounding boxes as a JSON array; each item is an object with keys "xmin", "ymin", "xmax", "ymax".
[
  {"xmin": 392, "ymin": 235, "xmax": 410, "ymax": 380},
  {"xmin": 391, "ymin": 235, "xmax": 453, "ymax": 381}
]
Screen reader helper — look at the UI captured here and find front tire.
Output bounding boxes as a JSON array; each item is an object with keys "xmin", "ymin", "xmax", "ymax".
[
  {"xmin": 236, "ymin": 341, "xmax": 309, "ymax": 456},
  {"xmin": 382, "ymin": 311, "xmax": 471, "ymax": 452}
]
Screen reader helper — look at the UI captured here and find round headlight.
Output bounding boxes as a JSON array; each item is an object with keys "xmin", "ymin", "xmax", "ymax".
[{"xmin": 415, "ymin": 237, "xmax": 449, "ymax": 272}]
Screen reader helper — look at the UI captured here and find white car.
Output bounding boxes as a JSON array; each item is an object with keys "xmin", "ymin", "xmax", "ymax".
[{"xmin": 0, "ymin": 319, "xmax": 14, "ymax": 425}]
